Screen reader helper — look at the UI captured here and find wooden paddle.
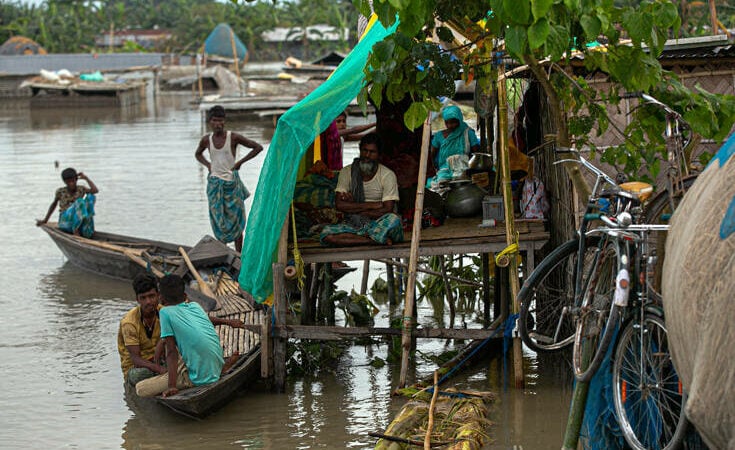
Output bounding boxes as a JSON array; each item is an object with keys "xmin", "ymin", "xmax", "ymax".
[
  {"xmin": 125, "ymin": 250, "xmax": 164, "ymax": 277},
  {"xmin": 75, "ymin": 235, "xmax": 145, "ymax": 256},
  {"xmin": 178, "ymin": 247, "xmax": 217, "ymax": 299}
]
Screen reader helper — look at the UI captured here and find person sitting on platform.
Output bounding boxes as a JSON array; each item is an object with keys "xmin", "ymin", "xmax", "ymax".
[
  {"xmin": 36, "ymin": 167, "xmax": 98, "ymax": 237},
  {"xmin": 135, "ymin": 275, "xmax": 244, "ymax": 398},
  {"xmin": 117, "ymin": 273, "xmax": 166, "ymax": 387},
  {"xmin": 320, "ymin": 133, "xmax": 403, "ymax": 246},
  {"xmin": 426, "ymin": 105, "xmax": 480, "ymax": 189}
]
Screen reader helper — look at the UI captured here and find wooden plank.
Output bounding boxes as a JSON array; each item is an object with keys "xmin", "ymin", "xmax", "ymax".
[
  {"xmin": 273, "ymin": 325, "xmax": 504, "ymax": 340},
  {"xmin": 298, "ymin": 237, "xmax": 549, "ymax": 263}
]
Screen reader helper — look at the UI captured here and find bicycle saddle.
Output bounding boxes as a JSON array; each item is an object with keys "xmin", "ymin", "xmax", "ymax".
[{"xmin": 619, "ymin": 181, "xmax": 654, "ymax": 202}]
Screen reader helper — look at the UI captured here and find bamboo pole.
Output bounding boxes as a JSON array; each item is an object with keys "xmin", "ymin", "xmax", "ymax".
[
  {"xmin": 360, "ymin": 259, "xmax": 370, "ymax": 295},
  {"xmin": 179, "ymin": 247, "xmax": 216, "ymax": 299},
  {"xmin": 497, "ymin": 75, "xmax": 524, "ymax": 388},
  {"xmin": 196, "ymin": 44, "xmax": 204, "ymax": 100},
  {"xmin": 424, "ymin": 371, "xmax": 440, "ymax": 450},
  {"xmin": 399, "ymin": 117, "xmax": 432, "ymax": 388},
  {"xmin": 229, "ymin": 28, "xmax": 242, "ymax": 96}
]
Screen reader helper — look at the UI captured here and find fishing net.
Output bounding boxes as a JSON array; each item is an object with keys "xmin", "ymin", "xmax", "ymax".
[
  {"xmin": 663, "ymin": 133, "xmax": 735, "ymax": 449},
  {"xmin": 238, "ymin": 17, "xmax": 398, "ymax": 302}
]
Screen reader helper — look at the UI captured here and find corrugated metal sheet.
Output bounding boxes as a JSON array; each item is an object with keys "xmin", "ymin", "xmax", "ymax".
[{"xmin": 0, "ymin": 53, "xmax": 163, "ymax": 76}]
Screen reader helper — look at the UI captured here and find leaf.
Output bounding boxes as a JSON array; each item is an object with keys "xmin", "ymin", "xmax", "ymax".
[
  {"xmin": 505, "ymin": 25, "xmax": 528, "ymax": 58},
  {"xmin": 531, "ymin": 0, "xmax": 553, "ymax": 21},
  {"xmin": 563, "ymin": 0, "xmax": 580, "ymax": 15},
  {"xmin": 372, "ymin": 40, "xmax": 395, "ymax": 63},
  {"xmin": 622, "ymin": 8, "xmax": 652, "ymax": 45},
  {"xmin": 580, "ymin": 14, "xmax": 601, "ymax": 41},
  {"xmin": 544, "ymin": 24, "xmax": 569, "ymax": 61},
  {"xmin": 388, "ymin": 0, "xmax": 409, "ymax": 10},
  {"xmin": 653, "ymin": 0, "xmax": 678, "ymax": 28},
  {"xmin": 528, "ymin": 18, "xmax": 550, "ymax": 50},
  {"xmin": 503, "ymin": 0, "xmax": 531, "ymax": 25},
  {"xmin": 405, "ymin": 101, "xmax": 428, "ymax": 130},
  {"xmin": 436, "ymin": 26, "xmax": 454, "ymax": 43}
]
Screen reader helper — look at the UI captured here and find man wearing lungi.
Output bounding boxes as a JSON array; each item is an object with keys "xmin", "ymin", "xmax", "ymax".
[
  {"xmin": 320, "ymin": 133, "xmax": 404, "ymax": 246},
  {"xmin": 195, "ymin": 105, "xmax": 263, "ymax": 253}
]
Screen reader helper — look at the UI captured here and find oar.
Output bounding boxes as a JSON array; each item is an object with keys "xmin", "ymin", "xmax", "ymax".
[
  {"xmin": 178, "ymin": 247, "xmax": 217, "ymax": 299},
  {"xmin": 125, "ymin": 250, "xmax": 165, "ymax": 277},
  {"xmin": 75, "ymin": 235, "xmax": 145, "ymax": 257}
]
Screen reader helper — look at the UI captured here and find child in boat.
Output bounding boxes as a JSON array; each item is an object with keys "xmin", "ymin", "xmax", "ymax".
[
  {"xmin": 135, "ymin": 274, "xmax": 244, "ymax": 398},
  {"xmin": 36, "ymin": 167, "xmax": 98, "ymax": 238}
]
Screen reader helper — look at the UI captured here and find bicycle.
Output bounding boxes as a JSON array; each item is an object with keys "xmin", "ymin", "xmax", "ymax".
[
  {"xmin": 519, "ymin": 93, "xmax": 697, "ymax": 354},
  {"xmin": 517, "ymin": 153, "xmax": 643, "ymax": 357}
]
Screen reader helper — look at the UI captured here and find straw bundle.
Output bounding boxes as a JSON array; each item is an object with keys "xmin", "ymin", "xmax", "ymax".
[{"xmin": 374, "ymin": 389, "xmax": 493, "ymax": 449}]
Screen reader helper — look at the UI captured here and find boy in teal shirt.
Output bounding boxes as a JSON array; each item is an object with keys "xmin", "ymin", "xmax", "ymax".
[{"xmin": 135, "ymin": 275, "xmax": 242, "ymax": 398}]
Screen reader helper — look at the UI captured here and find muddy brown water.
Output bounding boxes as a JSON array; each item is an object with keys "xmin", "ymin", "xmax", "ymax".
[{"xmin": 0, "ymin": 93, "xmax": 571, "ymax": 449}]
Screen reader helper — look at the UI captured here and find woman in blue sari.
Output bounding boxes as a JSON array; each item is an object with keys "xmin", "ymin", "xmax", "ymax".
[
  {"xmin": 37, "ymin": 167, "xmax": 98, "ymax": 237},
  {"xmin": 426, "ymin": 105, "xmax": 480, "ymax": 189}
]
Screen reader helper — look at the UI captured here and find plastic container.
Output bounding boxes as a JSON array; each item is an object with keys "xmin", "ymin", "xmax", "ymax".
[{"xmin": 482, "ymin": 196, "xmax": 504, "ymax": 221}]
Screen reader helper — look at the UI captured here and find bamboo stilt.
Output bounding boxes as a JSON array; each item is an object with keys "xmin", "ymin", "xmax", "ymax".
[
  {"xmin": 360, "ymin": 259, "xmax": 370, "ymax": 295},
  {"xmin": 497, "ymin": 74, "xmax": 524, "ymax": 388},
  {"xmin": 424, "ymin": 371, "xmax": 439, "ymax": 450},
  {"xmin": 399, "ymin": 117, "xmax": 432, "ymax": 388}
]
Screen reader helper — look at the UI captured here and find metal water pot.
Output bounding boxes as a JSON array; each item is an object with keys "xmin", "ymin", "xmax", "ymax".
[
  {"xmin": 445, "ymin": 181, "xmax": 485, "ymax": 217},
  {"xmin": 468, "ymin": 152, "xmax": 492, "ymax": 170}
]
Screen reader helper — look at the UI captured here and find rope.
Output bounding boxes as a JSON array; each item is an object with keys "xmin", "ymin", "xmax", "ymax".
[
  {"xmin": 494, "ymin": 242, "xmax": 519, "ymax": 266},
  {"xmin": 290, "ymin": 203, "xmax": 305, "ymax": 290}
]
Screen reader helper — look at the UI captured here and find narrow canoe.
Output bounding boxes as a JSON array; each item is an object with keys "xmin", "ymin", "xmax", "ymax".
[{"xmin": 40, "ymin": 223, "xmax": 186, "ymax": 281}]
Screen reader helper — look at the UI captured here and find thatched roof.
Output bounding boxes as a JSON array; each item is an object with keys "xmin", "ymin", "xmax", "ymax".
[{"xmin": 0, "ymin": 36, "xmax": 47, "ymax": 55}]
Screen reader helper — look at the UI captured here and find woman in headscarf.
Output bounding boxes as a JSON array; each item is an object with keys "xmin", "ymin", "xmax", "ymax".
[{"xmin": 426, "ymin": 105, "xmax": 480, "ymax": 189}]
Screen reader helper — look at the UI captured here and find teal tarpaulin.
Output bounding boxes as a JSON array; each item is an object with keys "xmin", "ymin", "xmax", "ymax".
[
  {"xmin": 238, "ymin": 19, "xmax": 397, "ymax": 302},
  {"xmin": 205, "ymin": 23, "xmax": 247, "ymax": 62}
]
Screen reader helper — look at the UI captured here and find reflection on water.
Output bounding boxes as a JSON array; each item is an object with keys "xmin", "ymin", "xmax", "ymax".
[{"xmin": 0, "ymin": 95, "xmax": 573, "ymax": 449}]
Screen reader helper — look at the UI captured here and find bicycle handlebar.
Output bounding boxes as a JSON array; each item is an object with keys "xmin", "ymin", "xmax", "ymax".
[
  {"xmin": 622, "ymin": 92, "xmax": 687, "ymax": 125},
  {"xmin": 556, "ymin": 156, "xmax": 617, "ymax": 186}
]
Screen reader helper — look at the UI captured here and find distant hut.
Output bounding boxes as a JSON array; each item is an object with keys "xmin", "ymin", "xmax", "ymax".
[
  {"xmin": 0, "ymin": 36, "xmax": 47, "ymax": 55},
  {"xmin": 204, "ymin": 23, "xmax": 248, "ymax": 67}
]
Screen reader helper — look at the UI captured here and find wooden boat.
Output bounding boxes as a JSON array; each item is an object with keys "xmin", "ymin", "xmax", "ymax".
[
  {"xmin": 40, "ymin": 222, "xmax": 186, "ymax": 281},
  {"xmin": 42, "ymin": 224, "xmax": 264, "ymax": 417},
  {"xmin": 147, "ymin": 236, "xmax": 263, "ymax": 418}
]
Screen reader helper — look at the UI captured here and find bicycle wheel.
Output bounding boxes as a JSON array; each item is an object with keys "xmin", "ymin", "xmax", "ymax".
[
  {"xmin": 518, "ymin": 236, "xmax": 602, "ymax": 352},
  {"xmin": 613, "ymin": 313, "xmax": 688, "ymax": 450},
  {"xmin": 572, "ymin": 241, "xmax": 622, "ymax": 382}
]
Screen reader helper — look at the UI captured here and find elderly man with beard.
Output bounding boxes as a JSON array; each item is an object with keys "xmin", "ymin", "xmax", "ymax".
[{"xmin": 320, "ymin": 133, "xmax": 404, "ymax": 246}]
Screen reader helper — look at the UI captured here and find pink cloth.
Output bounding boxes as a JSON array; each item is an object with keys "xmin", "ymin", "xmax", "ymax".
[{"xmin": 321, "ymin": 121, "xmax": 343, "ymax": 170}]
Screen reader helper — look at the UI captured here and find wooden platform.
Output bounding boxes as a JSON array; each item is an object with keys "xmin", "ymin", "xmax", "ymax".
[{"xmin": 294, "ymin": 217, "xmax": 549, "ymax": 272}]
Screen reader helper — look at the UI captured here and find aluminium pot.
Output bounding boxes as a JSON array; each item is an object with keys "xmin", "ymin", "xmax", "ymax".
[
  {"xmin": 468, "ymin": 152, "xmax": 493, "ymax": 170},
  {"xmin": 445, "ymin": 181, "xmax": 485, "ymax": 217}
]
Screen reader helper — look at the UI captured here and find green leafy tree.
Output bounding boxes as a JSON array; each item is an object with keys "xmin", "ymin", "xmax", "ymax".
[{"xmin": 357, "ymin": 0, "xmax": 735, "ymax": 191}]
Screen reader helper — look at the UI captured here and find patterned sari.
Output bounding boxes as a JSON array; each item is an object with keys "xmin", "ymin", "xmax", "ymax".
[{"xmin": 58, "ymin": 194, "xmax": 96, "ymax": 238}]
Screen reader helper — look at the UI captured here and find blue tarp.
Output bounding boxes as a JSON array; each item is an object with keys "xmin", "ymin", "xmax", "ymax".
[
  {"xmin": 238, "ymin": 18, "xmax": 397, "ymax": 302},
  {"xmin": 205, "ymin": 23, "xmax": 247, "ymax": 62}
]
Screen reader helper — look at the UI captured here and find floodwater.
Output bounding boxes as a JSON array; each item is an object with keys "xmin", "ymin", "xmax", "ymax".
[{"xmin": 0, "ymin": 92, "xmax": 572, "ymax": 449}]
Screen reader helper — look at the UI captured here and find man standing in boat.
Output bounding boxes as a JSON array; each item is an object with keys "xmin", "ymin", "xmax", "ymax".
[
  {"xmin": 320, "ymin": 133, "xmax": 403, "ymax": 246},
  {"xmin": 117, "ymin": 273, "xmax": 166, "ymax": 387},
  {"xmin": 195, "ymin": 105, "xmax": 264, "ymax": 253},
  {"xmin": 135, "ymin": 275, "xmax": 244, "ymax": 398}
]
